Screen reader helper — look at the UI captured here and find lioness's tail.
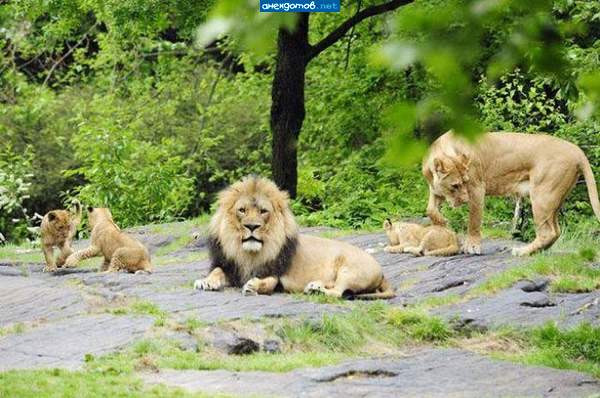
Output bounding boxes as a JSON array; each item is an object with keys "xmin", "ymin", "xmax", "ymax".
[
  {"xmin": 354, "ymin": 277, "xmax": 396, "ymax": 300},
  {"xmin": 70, "ymin": 200, "xmax": 82, "ymax": 225},
  {"xmin": 579, "ymin": 154, "xmax": 600, "ymax": 221}
]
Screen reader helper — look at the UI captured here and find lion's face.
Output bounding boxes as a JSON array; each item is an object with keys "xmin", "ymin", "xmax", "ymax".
[
  {"xmin": 432, "ymin": 155, "xmax": 470, "ymax": 208},
  {"xmin": 233, "ymin": 195, "xmax": 275, "ymax": 252},
  {"xmin": 210, "ymin": 176, "xmax": 298, "ymax": 272}
]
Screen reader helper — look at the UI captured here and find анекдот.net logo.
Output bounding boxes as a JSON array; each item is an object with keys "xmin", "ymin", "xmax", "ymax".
[{"xmin": 260, "ymin": 0, "xmax": 340, "ymax": 12}]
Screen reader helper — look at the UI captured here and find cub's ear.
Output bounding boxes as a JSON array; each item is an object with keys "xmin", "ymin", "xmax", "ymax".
[
  {"xmin": 47, "ymin": 212, "xmax": 56, "ymax": 221},
  {"xmin": 87, "ymin": 206, "xmax": 94, "ymax": 213},
  {"xmin": 383, "ymin": 218, "xmax": 392, "ymax": 230},
  {"xmin": 433, "ymin": 157, "xmax": 448, "ymax": 175}
]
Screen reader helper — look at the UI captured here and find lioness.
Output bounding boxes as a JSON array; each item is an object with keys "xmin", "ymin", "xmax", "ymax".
[
  {"xmin": 383, "ymin": 219, "xmax": 459, "ymax": 256},
  {"xmin": 193, "ymin": 176, "xmax": 395, "ymax": 299},
  {"xmin": 65, "ymin": 207, "xmax": 152, "ymax": 273},
  {"xmin": 41, "ymin": 201, "xmax": 82, "ymax": 272},
  {"xmin": 423, "ymin": 131, "xmax": 600, "ymax": 256}
]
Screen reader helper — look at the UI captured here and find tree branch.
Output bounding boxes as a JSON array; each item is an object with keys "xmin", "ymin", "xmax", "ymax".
[
  {"xmin": 43, "ymin": 21, "xmax": 99, "ymax": 86},
  {"xmin": 308, "ymin": 0, "xmax": 414, "ymax": 61}
]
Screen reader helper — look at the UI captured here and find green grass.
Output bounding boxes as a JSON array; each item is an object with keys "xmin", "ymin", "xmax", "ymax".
[
  {"xmin": 109, "ymin": 300, "xmax": 168, "ymax": 326},
  {"xmin": 154, "ymin": 251, "xmax": 208, "ymax": 267},
  {"xmin": 0, "ymin": 243, "xmax": 42, "ymax": 263},
  {"xmin": 471, "ymin": 250, "xmax": 600, "ymax": 295},
  {"xmin": 490, "ymin": 322, "xmax": 600, "ymax": 378},
  {"xmin": 0, "ymin": 323, "xmax": 26, "ymax": 337},
  {"xmin": 0, "ymin": 368, "xmax": 217, "ymax": 398}
]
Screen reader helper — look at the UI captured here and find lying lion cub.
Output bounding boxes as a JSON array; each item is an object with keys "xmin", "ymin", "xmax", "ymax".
[
  {"xmin": 423, "ymin": 131, "xmax": 600, "ymax": 256},
  {"xmin": 41, "ymin": 201, "xmax": 82, "ymax": 272},
  {"xmin": 194, "ymin": 176, "xmax": 395, "ymax": 299},
  {"xmin": 65, "ymin": 207, "xmax": 152, "ymax": 273},
  {"xmin": 383, "ymin": 219, "xmax": 459, "ymax": 256}
]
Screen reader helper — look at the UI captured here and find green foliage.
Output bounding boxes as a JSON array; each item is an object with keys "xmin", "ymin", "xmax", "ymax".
[
  {"xmin": 66, "ymin": 128, "xmax": 194, "ymax": 227},
  {"xmin": 0, "ymin": 0, "xmax": 599, "ymax": 239},
  {"xmin": 0, "ymin": 146, "xmax": 35, "ymax": 242}
]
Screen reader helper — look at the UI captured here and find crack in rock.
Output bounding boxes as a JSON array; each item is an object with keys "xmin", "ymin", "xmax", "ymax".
[{"xmin": 317, "ymin": 370, "xmax": 398, "ymax": 382}]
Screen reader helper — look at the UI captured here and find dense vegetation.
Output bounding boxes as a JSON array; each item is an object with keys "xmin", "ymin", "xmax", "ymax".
[{"xmin": 0, "ymin": 0, "xmax": 598, "ymax": 242}]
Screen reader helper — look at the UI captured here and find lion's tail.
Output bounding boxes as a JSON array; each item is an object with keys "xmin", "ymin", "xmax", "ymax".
[
  {"xmin": 354, "ymin": 277, "xmax": 396, "ymax": 300},
  {"xmin": 579, "ymin": 153, "xmax": 600, "ymax": 221}
]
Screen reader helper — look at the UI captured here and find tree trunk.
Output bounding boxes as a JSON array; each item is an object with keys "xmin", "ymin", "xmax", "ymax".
[{"xmin": 270, "ymin": 14, "xmax": 309, "ymax": 198}]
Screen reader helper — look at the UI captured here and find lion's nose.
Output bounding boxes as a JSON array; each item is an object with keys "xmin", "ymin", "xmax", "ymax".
[{"xmin": 244, "ymin": 223, "xmax": 261, "ymax": 232}]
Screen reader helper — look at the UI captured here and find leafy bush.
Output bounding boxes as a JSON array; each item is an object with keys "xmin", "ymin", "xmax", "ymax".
[
  {"xmin": 0, "ymin": 146, "xmax": 35, "ymax": 242},
  {"xmin": 67, "ymin": 127, "xmax": 194, "ymax": 227}
]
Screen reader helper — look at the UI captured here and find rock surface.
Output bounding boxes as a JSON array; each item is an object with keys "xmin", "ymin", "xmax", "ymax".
[
  {"xmin": 144, "ymin": 348, "xmax": 600, "ymax": 398},
  {"xmin": 0, "ymin": 314, "xmax": 153, "ymax": 370},
  {"xmin": 1, "ymin": 224, "xmax": 599, "ymax": 396}
]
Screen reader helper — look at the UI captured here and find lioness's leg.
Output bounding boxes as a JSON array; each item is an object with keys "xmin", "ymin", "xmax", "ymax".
[
  {"xmin": 64, "ymin": 245, "xmax": 100, "ymax": 268},
  {"xmin": 42, "ymin": 244, "xmax": 56, "ymax": 272},
  {"xmin": 512, "ymin": 189, "xmax": 563, "ymax": 256},
  {"xmin": 242, "ymin": 276, "xmax": 279, "ymax": 296},
  {"xmin": 463, "ymin": 186, "xmax": 485, "ymax": 255},
  {"xmin": 194, "ymin": 267, "xmax": 230, "ymax": 291},
  {"xmin": 426, "ymin": 189, "xmax": 447, "ymax": 226}
]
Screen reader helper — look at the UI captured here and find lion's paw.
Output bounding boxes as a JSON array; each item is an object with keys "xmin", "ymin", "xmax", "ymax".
[
  {"xmin": 64, "ymin": 256, "xmax": 78, "ymax": 268},
  {"xmin": 462, "ymin": 238, "xmax": 481, "ymax": 255},
  {"xmin": 42, "ymin": 265, "xmax": 57, "ymax": 273},
  {"xmin": 304, "ymin": 280, "xmax": 326, "ymax": 295},
  {"xmin": 242, "ymin": 278, "xmax": 260, "ymax": 296},
  {"xmin": 194, "ymin": 277, "xmax": 221, "ymax": 291}
]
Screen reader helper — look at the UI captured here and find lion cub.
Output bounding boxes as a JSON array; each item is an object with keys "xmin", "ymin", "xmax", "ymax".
[
  {"xmin": 65, "ymin": 207, "xmax": 152, "ymax": 273},
  {"xmin": 41, "ymin": 201, "xmax": 82, "ymax": 272},
  {"xmin": 383, "ymin": 219, "xmax": 459, "ymax": 256}
]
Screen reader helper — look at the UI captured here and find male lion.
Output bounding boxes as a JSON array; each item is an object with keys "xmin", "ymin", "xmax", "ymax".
[
  {"xmin": 41, "ymin": 201, "xmax": 82, "ymax": 272},
  {"xmin": 64, "ymin": 207, "xmax": 152, "ymax": 273},
  {"xmin": 193, "ymin": 176, "xmax": 395, "ymax": 299},
  {"xmin": 423, "ymin": 131, "xmax": 600, "ymax": 256},
  {"xmin": 383, "ymin": 219, "xmax": 459, "ymax": 257}
]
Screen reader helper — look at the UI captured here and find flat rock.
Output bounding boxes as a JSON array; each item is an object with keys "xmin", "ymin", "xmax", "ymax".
[
  {"xmin": 436, "ymin": 288, "xmax": 600, "ymax": 328},
  {"xmin": 0, "ymin": 275, "xmax": 87, "ymax": 327},
  {"xmin": 0, "ymin": 314, "xmax": 153, "ymax": 370},
  {"xmin": 143, "ymin": 348, "xmax": 600, "ymax": 397}
]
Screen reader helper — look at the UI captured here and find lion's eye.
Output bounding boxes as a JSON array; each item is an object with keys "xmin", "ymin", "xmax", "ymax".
[
  {"xmin": 451, "ymin": 184, "xmax": 461, "ymax": 191},
  {"xmin": 260, "ymin": 208, "xmax": 268, "ymax": 215},
  {"xmin": 238, "ymin": 208, "xmax": 246, "ymax": 214}
]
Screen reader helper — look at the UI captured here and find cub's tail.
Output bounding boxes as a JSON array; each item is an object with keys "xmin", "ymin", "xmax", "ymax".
[
  {"xmin": 579, "ymin": 153, "xmax": 600, "ymax": 221},
  {"xmin": 354, "ymin": 277, "xmax": 396, "ymax": 300}
]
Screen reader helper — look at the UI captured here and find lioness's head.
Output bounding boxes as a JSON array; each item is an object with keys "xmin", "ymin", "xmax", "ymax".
[
  {"xmin": 87, "ymin": 207, "xmax": 113, "ymax": 228},
  {"xmin": 210, "ymin": 176, "xmax": 298, "ymax": 268},
  {"xmin": 432, "ymin": 154, "xmax": 470, "ymax": 208}
]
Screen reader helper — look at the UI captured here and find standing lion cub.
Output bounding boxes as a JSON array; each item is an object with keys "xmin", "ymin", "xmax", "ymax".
[
  {"xmin": 65, "ymin": 207, "xmax": 152, "ymax": 273},
  {"xmin": 423, "ymin": 131, "xmax": 600, "ymax": 256},
  {"xmin": 383, "ymin": 219, "xmax": 459, "ymax": 256},
  {"xmin": 41, "ymin": 201, "xmax": 82, "ymax": 272}
]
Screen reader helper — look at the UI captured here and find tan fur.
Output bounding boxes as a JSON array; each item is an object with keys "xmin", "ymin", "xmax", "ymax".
[
  {"xmin": 194, "ymin": 176, "xmax": 395, "ymax": 299},
  {"xmin": 40, "ymin": 201, "xmax": 82, "ymax": 272},
  {"xmin": 423, "ymin": 131, "xmax": 600, "ymax": 256},
  {"xmin": 383, "ymin": 219, "xmax": 459, "ymax": 256},
  {"xmin": 64, "ymin": 207, "xmax": 152, "ymax": 273}
]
